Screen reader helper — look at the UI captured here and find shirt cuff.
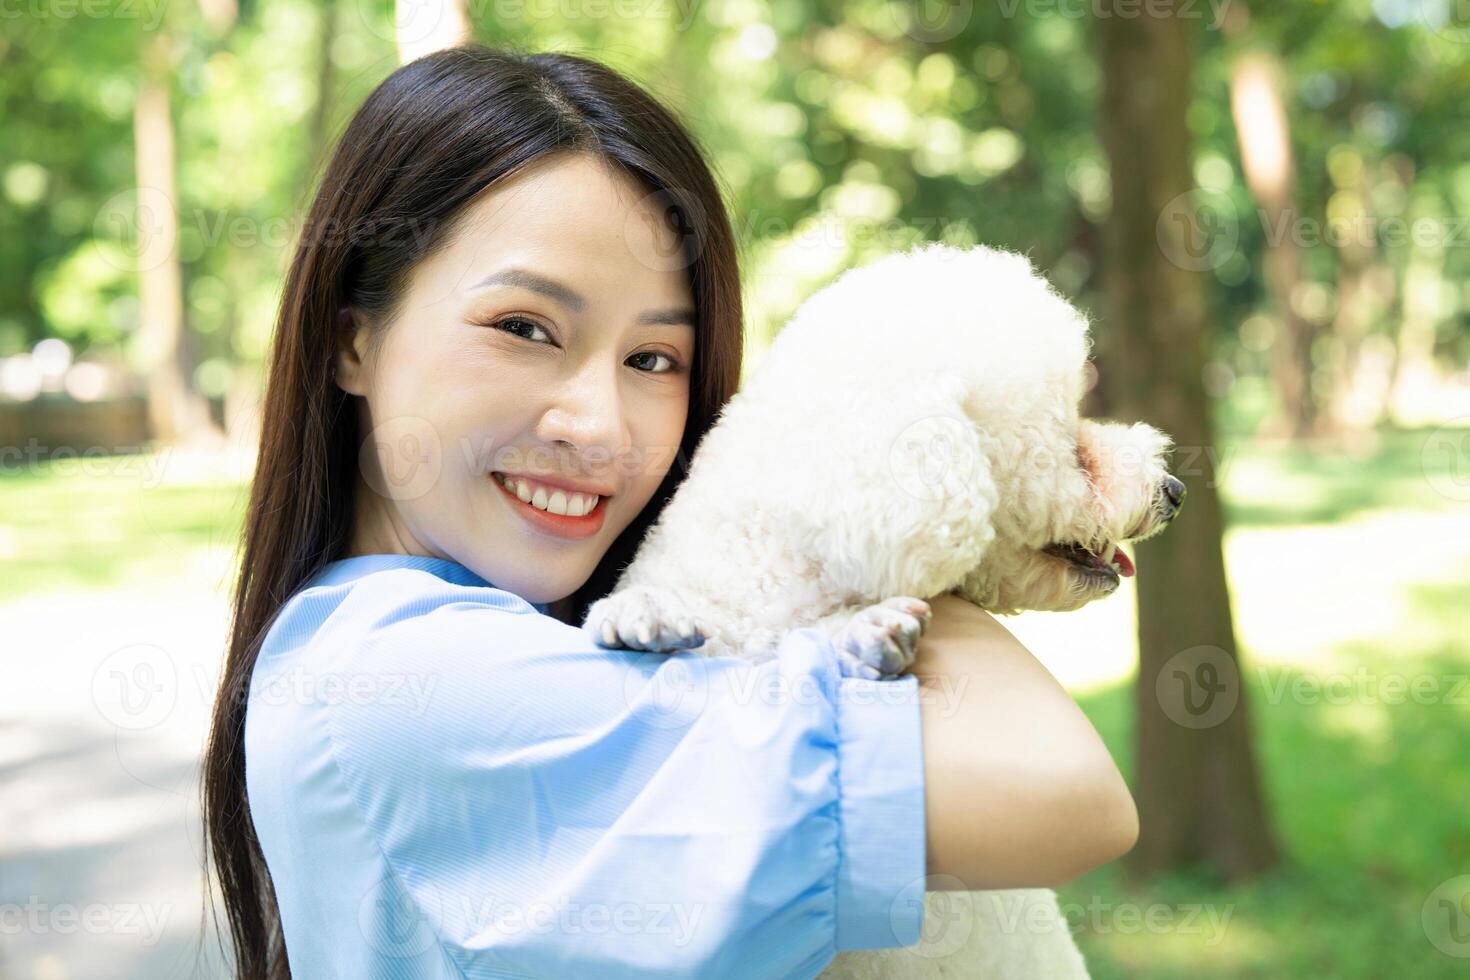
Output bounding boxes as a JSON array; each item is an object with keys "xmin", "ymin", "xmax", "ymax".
[{"xmin": 830, "ymin": 661, "xmax": 927, "ymax": 950}]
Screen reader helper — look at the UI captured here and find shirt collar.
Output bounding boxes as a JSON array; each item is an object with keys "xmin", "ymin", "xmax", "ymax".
[{"xmin": 308, "ymin": 553, "xmax": 550, "ymax": 614}]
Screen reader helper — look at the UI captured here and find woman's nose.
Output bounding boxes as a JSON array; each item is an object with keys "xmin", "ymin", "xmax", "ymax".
[{"xmin": 537, "ymin": 363, "xmax": 632, "ymax": 461}]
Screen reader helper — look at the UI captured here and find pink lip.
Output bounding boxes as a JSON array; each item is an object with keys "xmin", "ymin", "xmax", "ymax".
[{"xmin": 491, "ymin": 473, "xmax": 607, "ymax": 540}]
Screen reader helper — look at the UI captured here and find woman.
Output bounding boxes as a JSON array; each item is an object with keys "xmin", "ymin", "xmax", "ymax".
[{"xmin": 201, "ymin": 44, "xmax": 1138, "ymax": 979}]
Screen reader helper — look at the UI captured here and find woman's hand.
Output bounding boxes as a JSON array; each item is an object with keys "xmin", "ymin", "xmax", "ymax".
[{"xmin": 912, "ymin": 592, "xmax": 1139, "ymax": 890}]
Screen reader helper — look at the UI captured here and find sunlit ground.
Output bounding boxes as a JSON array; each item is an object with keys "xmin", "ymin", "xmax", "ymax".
[
  {"xmin": 2, "ymin": 424, "xmax": 1467, "ymax": 978},
  {"xmin": 0, "ymin": 448, "xmax": 249, "ymax": 980},
  {"xmin": 1017, "ymin": 423, "xmax": 1470, "ymax": 980}
]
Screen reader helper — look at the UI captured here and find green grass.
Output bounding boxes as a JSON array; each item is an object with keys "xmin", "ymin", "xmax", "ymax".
[
  {"xmin": 1217, "ymin": 422, "xmax": 1469, "ymax": 528},
  {"xmin": 5, "ymin": 415, "xmax": 1470, "ymax": 977},
  {"xmin": 1061, "ymin": 626, "xmax": 1470, "ymax": 977},
  {"xmin": 1055, "ymin": 431, "xmax": 1470, "ymax": 978},
  {"xmin": 0, "ymin": 453, "xmax": 248, "ymax": 601}
]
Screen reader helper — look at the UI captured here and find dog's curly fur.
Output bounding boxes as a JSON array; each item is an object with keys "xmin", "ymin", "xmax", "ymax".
[{"xmin": 582, "ymin": 243, "xmax": 1183, "ymax": 978}]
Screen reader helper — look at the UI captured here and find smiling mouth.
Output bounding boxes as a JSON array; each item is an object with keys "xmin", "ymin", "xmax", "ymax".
[
  {"xmin": 492, "ymin": 471, "xmax": 605, "ymax": 518},
  {"xmin": 1042, "ymin": 541, "xmax": 1135, "ymax": 581}
]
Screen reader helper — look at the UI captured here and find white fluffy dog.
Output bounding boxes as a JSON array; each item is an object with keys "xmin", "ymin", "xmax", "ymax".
[{"xmin": 583, "ymin": 243, "xmax": 1184, "ymax": 978}]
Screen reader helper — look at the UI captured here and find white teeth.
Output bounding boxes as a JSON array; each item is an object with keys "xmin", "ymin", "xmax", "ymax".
[
  {"xmin": 1101, "ymin": 543, "xmax": 1116, "ymax": 566},
  {"xmin": 497, "ymin": 473, "xmax": 598, "ymax": 517}
]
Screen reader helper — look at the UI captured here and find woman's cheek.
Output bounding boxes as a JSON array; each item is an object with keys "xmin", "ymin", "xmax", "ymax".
[{"xmin": 631, "ymin": 407, "xmax": 687, "ymax": 488}]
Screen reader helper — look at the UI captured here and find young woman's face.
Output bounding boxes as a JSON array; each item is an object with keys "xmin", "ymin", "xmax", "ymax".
[{"xmin": 335, "ymin": 152, "xmax": 696, "ymax": 604}]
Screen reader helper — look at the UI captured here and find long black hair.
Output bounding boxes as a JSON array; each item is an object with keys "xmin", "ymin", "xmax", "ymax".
[{"xmin": 200, "ymin": 43, "xmax": 745, "ymax": 978}]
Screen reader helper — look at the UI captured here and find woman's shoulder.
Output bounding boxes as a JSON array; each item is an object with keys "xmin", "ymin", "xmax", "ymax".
[
  {"xmin": 256, "ymin": 553, "xmax": 556, "ymax": 669},
  {"xmin": 246, "ymin": 553, "xmax": 642, "ymax": 755}
]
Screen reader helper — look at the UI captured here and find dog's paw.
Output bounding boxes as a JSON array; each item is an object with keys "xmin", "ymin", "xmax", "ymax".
[
  {"xmin": 583, "ymin": 585, "xmax": 708, "ymax": 653},
  {"xmin": 832, "ymin": 596, "xmax": 932, "ymax": 680}
]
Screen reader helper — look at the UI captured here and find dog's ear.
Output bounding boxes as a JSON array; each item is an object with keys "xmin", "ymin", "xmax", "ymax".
[
  {"xmin": 781, "ymin": 378, "xmax": 997, "ymax": 600},
  {"xmin": 877, "ymin": 414, "xmax": 997, "ymax": 598}
]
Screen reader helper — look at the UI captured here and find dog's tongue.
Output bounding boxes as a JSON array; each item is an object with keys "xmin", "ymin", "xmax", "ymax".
[{"xmin": 1115, "ymin": 546, "xmax": 1135, "ymax": 578}]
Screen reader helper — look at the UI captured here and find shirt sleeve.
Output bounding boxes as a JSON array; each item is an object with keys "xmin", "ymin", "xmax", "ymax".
[{"xmin": 320, "ymin": 595, "xmax": 928, "ymax": 979}]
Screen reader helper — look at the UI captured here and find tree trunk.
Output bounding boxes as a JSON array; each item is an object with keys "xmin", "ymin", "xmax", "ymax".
[
  {"xmin": 310, "ymin": 0, "xmax": 339, "ymax": 174},
  {"xmin": 134, "ymin": 30, "xmax": 218, "ymax": 447},
  {"xmin": 1228, "ymin": 47, "xmax": 1316, "ymax": 439},
  {"xmin": 1096, "ymin": 3, "xmax": 1279, "ymax": 881},
  {"xmin": 1387, "ymin": 238, "xmax": 1445, "ymax": 426},
  {"xmin": 396, "ymin": 0, "xmax": 471, "ymax": 65},
  {"xmin": 1320, "ymin": 158, "xmax": 1395, "ymax": 438}
]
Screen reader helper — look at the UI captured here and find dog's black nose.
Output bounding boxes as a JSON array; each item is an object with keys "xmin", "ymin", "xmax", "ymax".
[{"xmin": 1161, "ymin": 474, "xmax": 1186, "ymax": 511}]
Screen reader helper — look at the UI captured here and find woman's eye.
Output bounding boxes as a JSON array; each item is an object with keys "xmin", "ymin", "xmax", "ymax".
[
  {"xmin": 627, "ymin": 351, "xmax": 680, "ymax": 374},
  {"xmin": 493, "ymin": 316, "xmax": 552, "ymax": 343},
  {"xmin": 489, "ymin": 316, "xmax": 678, "ymax": 374}
]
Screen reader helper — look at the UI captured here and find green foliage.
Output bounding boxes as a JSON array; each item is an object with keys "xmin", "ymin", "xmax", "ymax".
[
  {"xmin": 36, "ymin": 240, "xmax": 135, "ymax": 344},
  {"xmin": 1063, "ymin": 574, "xmax": 1470, "ymax": 978},
  {"xmin": 4, "ymin": 0, "xmax": 1464, "ymax": 386}
]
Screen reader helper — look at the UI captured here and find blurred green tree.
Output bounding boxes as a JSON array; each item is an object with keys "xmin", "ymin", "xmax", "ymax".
[{"xmin": 1098, "ymin": 1, "xmax": 1278, "ymax": 881}]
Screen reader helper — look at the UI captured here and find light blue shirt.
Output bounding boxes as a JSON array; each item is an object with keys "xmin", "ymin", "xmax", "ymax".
[{"xmin": 245, "ymin": 553, "xmax": 927, "ymax": 979}]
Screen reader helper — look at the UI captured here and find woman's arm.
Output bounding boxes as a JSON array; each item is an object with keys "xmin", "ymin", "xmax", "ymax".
[
  {"xmin": 293, "ymin": 574, "xmax": 935, "ymax": 969},
  {"xmin": 913, "ymin": 593, "xmax": 1138, "ymax": 891}
]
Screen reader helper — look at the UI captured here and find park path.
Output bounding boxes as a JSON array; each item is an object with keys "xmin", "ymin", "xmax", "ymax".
[
  {"xmin": 2, "ymin": 562, "xmax": 234, "ymax": 980},
  {"xmin": 4, "ymin": 505, "xmax": 1467, "ymax": 978}
]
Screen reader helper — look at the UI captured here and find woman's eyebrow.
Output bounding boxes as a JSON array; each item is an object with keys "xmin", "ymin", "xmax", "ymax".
[
  {"xmin": 471, "ymin": 265, "xmax": 695, "ymax": 328},
  {"xmin": 472, "ymin": 267, "xmax": 585, "ymax": 312},
  {"xmin": 637, "ymin": 308, "xmax": 697, "ymax": 328}
]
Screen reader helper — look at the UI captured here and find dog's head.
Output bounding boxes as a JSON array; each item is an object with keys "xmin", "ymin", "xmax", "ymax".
[
  {"xmin": 959, "ymin": 417, "xmax": 1185, "ymax": 614},
  {"xmin": 757, "ymin": 241, "xmax": 1186, "ymax": 617},
  {"xmin": 911, "ymin": 247, "xmax": 1188, "ymax": 614}
]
